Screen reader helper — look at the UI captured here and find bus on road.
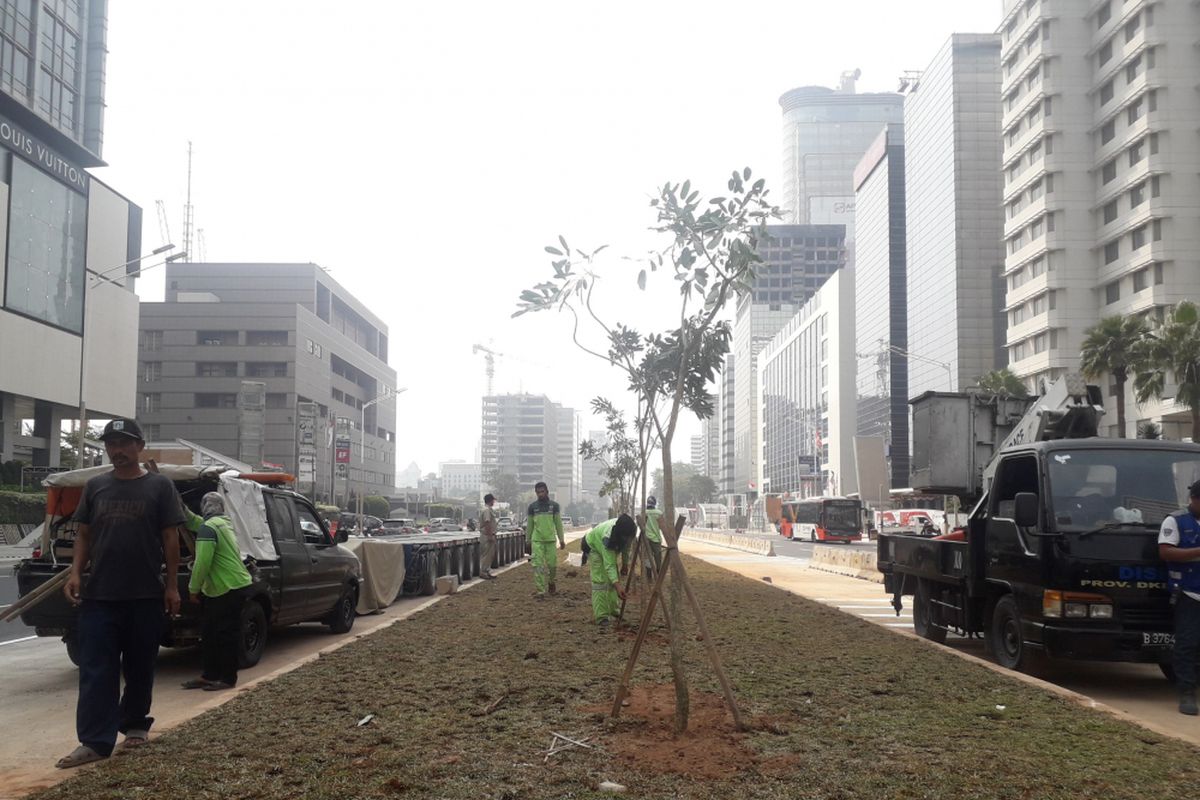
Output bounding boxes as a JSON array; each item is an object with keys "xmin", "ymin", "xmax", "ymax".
[{"xmin": 782, "ymin": 496, "xmax": 863, "ymax": 543}]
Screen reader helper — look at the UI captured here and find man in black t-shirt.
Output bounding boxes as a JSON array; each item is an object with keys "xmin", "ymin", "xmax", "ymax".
[{"xmin": 55, "ymin": 418, "xmax": 184, "ymax": 770}]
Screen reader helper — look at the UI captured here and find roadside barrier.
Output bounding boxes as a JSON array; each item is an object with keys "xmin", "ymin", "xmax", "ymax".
[
  {"xmin": 680, "ymin": 529, "xmax": 775, "ymax": 557},
  {"xmin": 809, "ymin": 544, "xmax": 882, "ymax": 583}
]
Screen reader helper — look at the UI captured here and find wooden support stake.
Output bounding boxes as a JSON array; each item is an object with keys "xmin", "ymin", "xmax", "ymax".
[
  {"xmin": 611, "ymin": 534, "xmax": 674, "ymax": 719},
  {"xmin": 1, "ymin": 567, "xmax": 70, "ymax": 622},
  {"xmin": 615, "ymin": 520, "xmax": 645, "ymax": 624}
]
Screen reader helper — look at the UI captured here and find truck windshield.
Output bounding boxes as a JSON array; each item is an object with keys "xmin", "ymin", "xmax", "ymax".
[{"xmin": 1046, "ymin": 448, "xmax": 1200, "ymax": 533}]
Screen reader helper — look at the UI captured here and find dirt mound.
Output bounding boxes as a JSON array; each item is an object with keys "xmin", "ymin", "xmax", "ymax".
[{"xmin": 590, "ymin": 683, "xmax": 755, "ymax": 780}]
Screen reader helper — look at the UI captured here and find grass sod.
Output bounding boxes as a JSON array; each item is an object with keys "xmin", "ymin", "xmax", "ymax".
[{"xmin": 30, "ymin": 548, "xmax": 1200, "ymax": 800}]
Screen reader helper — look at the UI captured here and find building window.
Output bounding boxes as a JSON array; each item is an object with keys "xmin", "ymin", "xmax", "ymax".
[
  {"xmin": 1154, "ymin": 262, "xmax": 1164, "ymax": 284},
  {"xmin": 1128, "ymin": 98, "xmax": 1144, "ymax": 125},
  {"xmin": 1100, "ymin": 120, "xmax": 1115, "ymax": 144},
  {"xmin": 144, "ymin": 424, "xmax": 161, "ymax": 441},
  {"xmin": 1098, "ymin": 39, "xmax": 1112, "ymax": 66},
  {"xmin": 1131, "ymin": 225, "xmax": 1147, "ymax": 250},
  {"xmin": 1097, "ymin": 1, "xmax": 1110, "ymax": 27},
  {"xmin": 1151, "ymin": 176, "xmax": 1160, "ymax": 197},
  {"xmin": 246, "ymin": 362, "xmax": 288, "ymax": 378},
  {"xmin": 1124, "ymin": 13, "xmax": 1140, "ymax": 43},
  {"xmin": 196, "ymin": 362, "xmax": 237, "ymax": 378},
  {"xmin": 36, "ymin": 4, "xmax": 81, "ymax": 134},
  {"xmin": 1101, "ymin": 159, "xmax": 1117, "ymax": 184},
  {"xmin": 1104, "ymin": 240, "xmax": 1120, "ymax": 264},
  {"xmin": 1103, "ymin": 200, "xmax": 1118, "ymax": 224},
  {"xmin": 1129, "ymin": 139, "xmax": 1144, "ymax": 166},
  {"xmin": 139, "ymin": 330, "xmax": 163, "ymax": 351},
  {"xmin": 140, "ymin": 393, "xmax": 161, "ymax": 413},
  {"xmin": 1099, "ymin": 80, "xmax": 1114, "ymax": 107},
  {"xmin": 1147, "ymin": 90, "xmax": 1156, "ymax": 113},
  {"xmin": 1130, "ymin": 182, "xmax": 1146, "ymax": 208},
  {"xmin": 196, "ymin": 393, "xmax": 238, "ymax": 409},
  {"xmin": 1133, "ymin": 267, "xmax": 1148, "ymax": 292},
  {"xmin": 140, "ymin": 362, "xmax": 161, "ymax": 382},
  {"xmin": 1105, "ymin": 281, "xmax": 1120, "ymax": 304},
  {"xmin": 4, "ymin": 159, "xmax": 86, "ymax": 332},
  {"xmin": 1126, "ymin": 55, "xmax": 1141, "ymax": 83},
  {"xmin": 198, "ymin": 330, "xmax": 237, "ymax": 346},
  {"xmin": 247, "ymin": 330, "xmax": 289, "ymax": 346},
  {"xmin": 1149, "ymin": 133, "xmax": 1158, "ymax": 155},
  {"xmin": 1152, "ymin": 219, "xmax": 1162, "ymax": 241},
  {"xmin": 265, "ymin": 393, "xmax": 289, "ymax": 409}
]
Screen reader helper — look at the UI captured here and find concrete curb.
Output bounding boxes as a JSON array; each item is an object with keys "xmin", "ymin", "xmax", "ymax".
[
  {"xmin": 681, "ymin": 529, "xmax": 775, "ymax": 557},
  {"xmin": 808, "ymin": 544, "xmax": 882, "ymax": 583}
]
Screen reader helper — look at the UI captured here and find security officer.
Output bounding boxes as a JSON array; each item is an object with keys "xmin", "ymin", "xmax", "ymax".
[{"xmin": 1158, "ymin": 479, "xmax": 1200, "ymax": 715}]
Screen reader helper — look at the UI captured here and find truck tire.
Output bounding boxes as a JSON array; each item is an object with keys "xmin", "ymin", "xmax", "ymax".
[
  {"xmin": 420, "ymin": 549, "xmax": 438, "ymax": 596},
  {"xmin": 64, "ymin": 634, "xmax": 81, "ymax": 667},
  {"xmin": 326, "ymin": 584, "xmax": 357, "ymax": 634},
  {"xmin": 986, "ymin": 595, "xmax": 1028, "ymax": 671},
  {"xmin": 913, "ymin": 579, "xmax": 947, "ymax": 644},
  {"xmin": 237, "ymin": 600, "xmax": 269, "ymax": 669}
]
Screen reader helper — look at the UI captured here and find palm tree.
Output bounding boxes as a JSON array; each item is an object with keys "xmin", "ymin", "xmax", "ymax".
[
  {"xmin": 975, "ymin": 368, "xmax": 1029, "ymax": 399},
  {"xmin": 1133, "ymin": 301, "xmax": 1200, "ymax": 441},
  {"xmin": 1080, "ymin": 314, "xmax": 1149, "ymax": 438}
]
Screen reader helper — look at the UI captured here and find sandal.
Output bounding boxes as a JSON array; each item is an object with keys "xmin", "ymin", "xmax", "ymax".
[
  {"xmin": 202, "ymin": 681, "xmax": 234, "ymax": 692},
  {"xmin": 56, "ymin": 745, "xmax": 106, "ymax": 769},
  {"xmin": 180, "ymin": 678, "xmax": 213, "ymax": 690},
  {"xmin": 119, "ymin": 730, "xmax": 149, "ymax": 750}
]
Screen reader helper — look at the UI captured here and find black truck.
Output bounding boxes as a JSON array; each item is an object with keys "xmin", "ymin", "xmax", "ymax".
[
  {"xmin": 880, "ymin": 377, "xmax": 1200, "ymax": 674},
  {"xmin": 15, "ymin": 473, "xmax": 362, "ymax": 668}
]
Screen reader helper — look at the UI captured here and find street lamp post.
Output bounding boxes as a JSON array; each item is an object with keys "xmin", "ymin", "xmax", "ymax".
[{"xmin": 358, "ymin": 386, "xmax": 406, "ymax": 532}]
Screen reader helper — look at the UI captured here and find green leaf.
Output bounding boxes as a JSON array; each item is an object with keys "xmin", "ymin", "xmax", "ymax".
[
  {"xmin": 637, "ymin": 270, "xmax": 647, "ymax": 291},
  {"xmin": 743, "ymin": 167, "xmax": 751, "ymax": 180},
  {"xmin": 545, "ymin": 246, "xmax": 563, "ymax": 256},
  {"xmin": 558, "ymin": 234, "xmax": 570, "ymax": 254}
]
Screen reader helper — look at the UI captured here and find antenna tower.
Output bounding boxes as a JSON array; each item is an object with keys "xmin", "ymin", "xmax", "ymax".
[{"xmin": 182, "ymin": 141, "xmax": 194, "ymax": 261}]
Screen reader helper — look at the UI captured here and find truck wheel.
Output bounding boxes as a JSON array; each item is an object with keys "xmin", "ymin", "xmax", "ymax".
[
  {"xmin": 326, "ymin": 585, "xmax": 357, "ymax": 634},
  {"xmin": 420, "ymin": 550, "xmax": 438, "ymax": 596},
  {"xmin": 987, "ymin": 595, "xmax": 1027, "ymax": 671},
  {"xmin": 913, "ymin": 579, "xmax": 947, "ymax": 644},
  {"xmin": 64, "ymin": 634, "xmax": 81, "ymax": 667},
  {"xmin": 237, "ymin": 601, "xmax": 269, "ymax": 669}
]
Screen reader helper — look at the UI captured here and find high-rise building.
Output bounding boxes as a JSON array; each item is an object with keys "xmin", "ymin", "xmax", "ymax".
[
  {"xmin": 481, "ymin": 393, "xmax": 574, "ymax": 502},
  {"xmin": 718, "ymin": 355, "xmax": 736, "ymax": 497},
  {"xmin": 581, "ymin": 429, "xmax": 611, "ymax": 515},
  {"xmin": 0, "ymin": 1, "xmax": 143, "ymax": 467},
  {"xmin": 759, "ymin": 269, "xmax": 857, "ymax": 497},
  {"xmin": 853, "ymin": 124, "xmax": 910, "ymax": 489},
  {"xmin": 690, "ymin": 435, "xmax": 704, "ymax": 473},
  {"xmin": 137, "ymin": 263, "xmax": 398, "ymax": 500},
  {"xmin": 700, "ymin": 413, "xmax": 720, "ymax": 481},
  {"xmin": 732, "ymin": 225, "xmax": 847, "ymax": 497},
  {"xmin": 439, "ymin": 461, "xmax": 481, "ymax": 499},
  {"xmin": 905, "ymin": 33, "xmax": 1005, "ymax": 399},
  {"xmin": 999, "ymin": 0, "xmax": 1200, "ymax": 437},
  {"xmin": 556, "ymin": 405, "xmax": 580, "ymax": 504},
  {"xmin": 779, "ymin": 76, "xmax": 904, "ymax": 239}
]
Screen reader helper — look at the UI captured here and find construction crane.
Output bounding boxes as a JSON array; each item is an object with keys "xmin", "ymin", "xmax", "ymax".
[
  {"xmin": 472, "ymin": 343, "xmax": 501, "ymax": 395},
  {"xmin": 155, "ymin": 200, "xmax": 172, "ymax": 248}
]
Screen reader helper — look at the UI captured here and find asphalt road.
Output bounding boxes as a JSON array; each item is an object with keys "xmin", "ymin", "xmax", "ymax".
[{"xmin": 0, "ymin": 571, "xmax": 36, "ymax": 644}]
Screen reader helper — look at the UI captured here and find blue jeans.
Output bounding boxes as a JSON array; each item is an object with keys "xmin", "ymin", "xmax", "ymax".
[
  {"xmin": 76, "ymin": 599, "xmax": 165, "ymax": 756},
  {"xmin": 1174, "ymin": 593, "xmax": 1200, "ymax": 693}
]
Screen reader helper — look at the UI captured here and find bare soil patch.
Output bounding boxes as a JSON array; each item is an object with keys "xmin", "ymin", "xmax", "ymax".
[{"xmin": 24, "ymin": 549, "xmax": 1200, "ymax": 800}]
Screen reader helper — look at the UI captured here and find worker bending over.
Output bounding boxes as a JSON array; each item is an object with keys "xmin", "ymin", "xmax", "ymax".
[{"xmin": 582, "ymin": 514, "xmax": 637, "ymax": 628}]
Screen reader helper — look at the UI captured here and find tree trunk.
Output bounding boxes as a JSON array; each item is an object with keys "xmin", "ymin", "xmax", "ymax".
[
  {"xmin": 1114, "ymin": 374, "xmax": 1127, "ymax": 438},
  {"xmin": 660, "ymin": 438, "xmax": 689, "ymax": 734}
]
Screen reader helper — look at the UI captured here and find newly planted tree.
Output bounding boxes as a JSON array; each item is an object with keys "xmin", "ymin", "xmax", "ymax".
[
  {"xmin": 1134, "ymin": 301, "xmax": 1200, "ymax": 440},
  {"xmin": 516, "ymin": 168, "xmax": 779, "ymax": 732},
  {"xmin": 1080, "ymin": 314, "xmax": 1149, "ymax": 438}
]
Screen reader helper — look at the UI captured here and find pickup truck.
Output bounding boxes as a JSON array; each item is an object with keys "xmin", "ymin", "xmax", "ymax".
[
  {"xmin": 880, "ymin": 377, "xmax": 1200, "ymax": 675},
  {"xmin": 14, "ymin": 465, "xmax": 362, "ymax": 668}
]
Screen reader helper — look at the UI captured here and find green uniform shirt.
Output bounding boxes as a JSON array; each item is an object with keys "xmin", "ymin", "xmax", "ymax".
[
  {"xmin": 644, "ymin": 508, "xmax": 663, "ymax": 543},
  {"xmin": 584, "ymin": 518, "xmax": 620, "ymax": 586},
  {"xmin": 526, "ymin": 498, "xmax": 565, "ymax": 544},
  {"xmin": 187, "ymin": 513, "xmax": 253, "ymax": 598}
]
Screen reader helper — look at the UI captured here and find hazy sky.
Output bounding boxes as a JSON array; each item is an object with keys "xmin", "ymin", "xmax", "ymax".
[{"xmin": 97, "ymin": 1, "xmax": 1001, "ymax": 477}]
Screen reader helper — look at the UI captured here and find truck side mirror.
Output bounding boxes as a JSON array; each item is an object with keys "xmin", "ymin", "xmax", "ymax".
[{"xmin": 1013, "ymin": 492, "xmax": 1039, "ymax": 528}]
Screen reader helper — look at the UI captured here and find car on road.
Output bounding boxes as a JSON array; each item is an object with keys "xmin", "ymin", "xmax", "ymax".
[
  {"xmin": 425, "ymin": 517, "xmax": 462, "ymax": 532},
  {"xmin": 561, "ymin": 516, "xmax": 574, "ymax": 527},
  {"xmin": 15, "ymin": 465, "xmax": 362, "ymax": 668},
  {"xmin": 497, "ymin": 516, "xmax": 519, "ymax": 532},
  {"xmin": 380, "ymin": 518, "xmax": 420, "ymax": 535}
]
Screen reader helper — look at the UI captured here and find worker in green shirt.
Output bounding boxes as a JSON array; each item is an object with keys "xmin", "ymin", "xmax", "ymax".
[
  {"xmin": 180, "ymin": 492, "xmax": 253, "ymax": 691},
  {"xmin": 643, "ymin": 496, "xmax": 664, "ymax": 579},
  {"xmin": 582, "ymin": 514, "xmax": 636, "ymax": 627},
  {"xmin": 526, "ymin": 481, "xmax": 565, "ymax": 597}
]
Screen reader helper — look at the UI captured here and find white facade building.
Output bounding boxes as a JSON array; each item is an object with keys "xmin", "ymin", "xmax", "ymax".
[
  {"xmin": 999, "ymin": 0, "xmax": 1200, "ymax": 437},
  {"xmin": 758, "ymin": 269, "xmax": 857, "ymax": 497},
  {"xmin": 439, "ymin": 461, "xmax": 482, "ymax": 498}
]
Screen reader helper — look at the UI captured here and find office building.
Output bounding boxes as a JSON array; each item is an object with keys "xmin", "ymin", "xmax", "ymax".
[
  {"xmin": 759, "ymin": 269, "xmax": 857, "ymax": 497},
  {"xmin": 999, "ymin": 0, "xmax": 1200, "ymax": 437},
  {"xmin": 718, "ymin": 355, "xmax": 735, "ymax": 497},
  {"xmin": 731, "ymin": 224, "xmax": 846, "ymax": 497},
  {"xmin": 481, "ymin": 393, "xmax": 575, "ymax": 502},
  {"xmin": 690, "ymin": 435, "xmax": 704, "ymax": 473},
  {"xmin": 439, "ymin": 461, "xmax": 481, "ymax": 499},
  {"xmin": 906, "ymin": 33, "xmax": 1005, "ymax": 398},
  {"xmin": 581, "ymin": 429, "xmax": 611, "ymax": 514},
  {"xmin": 137, "ymin": 263, "xmax": 398, "ymax": 500},
  {"xmin": 556, "ymin": 405, "xmax": 580, "ymax": 504},
  {"xmin": 779, "ymin": 74, "xmax": 904, "ymax": 238},
  {"xmin": 700, "ymin": 413, "xmax": 719, "ymax": 481},
  {"xmin": 853, "ymin": 124, "xmax": 910, "ymax": 488},
  {"xmin": 0, "ymin": 0, "xmax": 143, "ymax": 466}
]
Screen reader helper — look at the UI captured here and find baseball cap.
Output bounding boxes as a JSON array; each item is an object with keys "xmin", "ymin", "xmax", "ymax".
[{"xmin": 100, "ymin": 418, "xmax": 144, "ymax": 442}]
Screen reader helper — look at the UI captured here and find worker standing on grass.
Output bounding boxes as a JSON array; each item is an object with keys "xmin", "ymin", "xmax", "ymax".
[
  {"xmin": 526, "ymin": 481, "xmax": 566, "ymax": 597},
  {"xmin": 582, "ymin": 514, "xmax": 637, "ymax": 628},
  {"xmin": 180, "ymin": 492, "xmax": 253, "ymax": 692},
  {"xmin": 1158, "ymin": 479, "xmax": 1200, "ymax": 715},
  {"xmin": 56, "ymin": 418, "xmax": 184, "ymax": 769},
  {"xmin": 642, "ymin": 496, "xmax": 664, "ymax": 579},
  {"xmin": 478, "ymin": 493, "xmax": 498, "ymax": 579}
]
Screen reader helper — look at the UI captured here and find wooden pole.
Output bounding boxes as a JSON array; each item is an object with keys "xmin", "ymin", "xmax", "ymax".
[
  {"xmin": 611, "ymin": 536, "xmax": 674, "ymax": 719},
  {"xmin": 1, "ymin": 568, "xmax": 70, "ymax": 622},
  {"xmin": 615, "ymin": 518, "xmax": 645, "ymax": 624}
]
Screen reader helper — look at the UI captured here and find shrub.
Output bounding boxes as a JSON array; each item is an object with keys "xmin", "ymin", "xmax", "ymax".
[
  {"xmin": 0, "ymin": 491, "xmax": 46, "ymax": 524},
  {"xmin": 364, "ymin": 495, "xmax": 391, "ymax": 519}
]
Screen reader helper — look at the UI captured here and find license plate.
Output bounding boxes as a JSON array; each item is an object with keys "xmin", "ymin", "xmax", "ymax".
[{"xmin": 1143, "ymin": 632, "xmax": 1175, "ymax": 647}]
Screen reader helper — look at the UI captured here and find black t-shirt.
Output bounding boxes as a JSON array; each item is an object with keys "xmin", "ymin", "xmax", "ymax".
[{"xmin": 72, "ymin": 471, "xmax": 186, "ymax": 601}]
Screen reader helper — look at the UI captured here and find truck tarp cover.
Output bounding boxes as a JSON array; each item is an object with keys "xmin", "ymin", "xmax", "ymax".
[{"xmin": 44, "ymin": 465, "xmax": 279, "ymax": 562}]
